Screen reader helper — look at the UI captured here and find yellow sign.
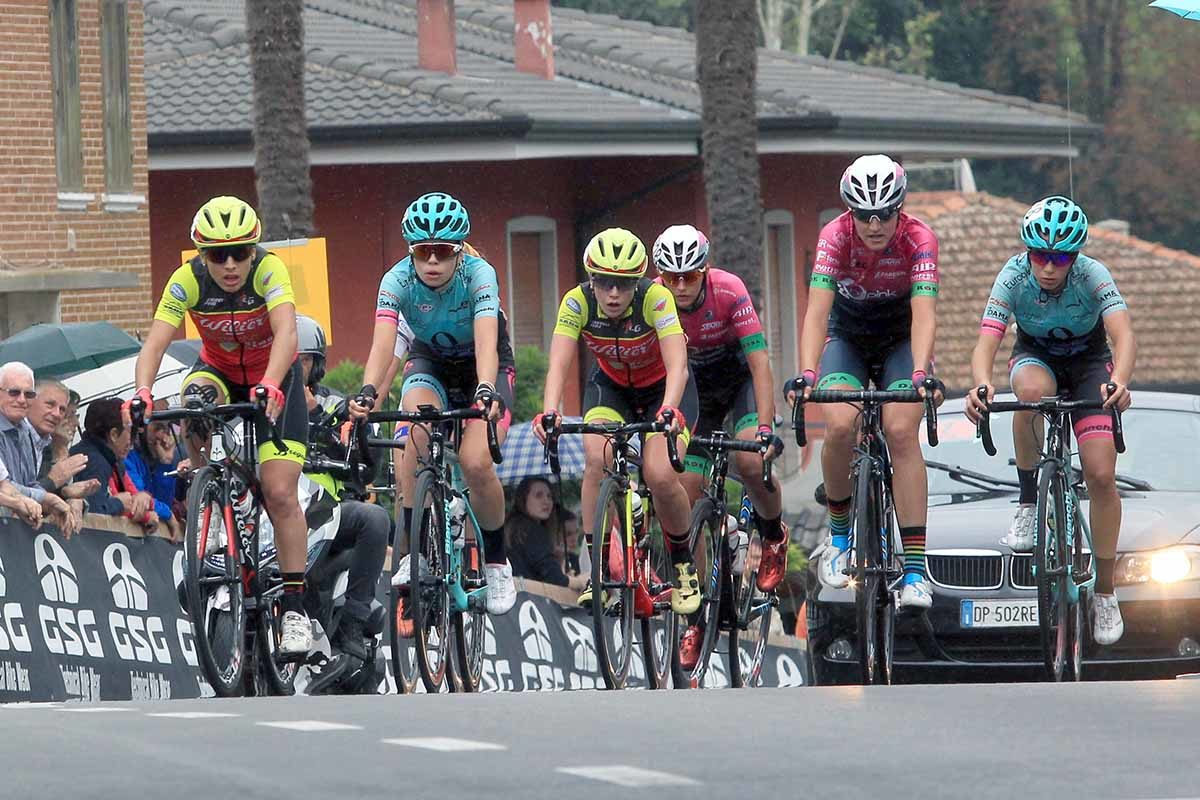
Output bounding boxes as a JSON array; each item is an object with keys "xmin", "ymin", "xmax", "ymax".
[{"xmin": 179, "ymin": 237, "xmax": 333, "ymax": 344}]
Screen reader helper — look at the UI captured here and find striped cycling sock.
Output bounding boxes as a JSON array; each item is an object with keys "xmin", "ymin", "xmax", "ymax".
[
  {"xmin": 828, "ymin": 496, "xmax": 851, "ymax": 551},
  {"xmin": 900, "ymin": 526, "xmax": 927, "ymax": 580}
]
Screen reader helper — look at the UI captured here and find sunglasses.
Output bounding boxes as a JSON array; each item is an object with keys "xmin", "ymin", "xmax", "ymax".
[
  {"xmin": 661, "ymin": 270, "xmax": 705, "ymax": 287},
  {"xmin": 411, "ymin": 242, "xmax": 463, "ymax": 262},
  {"xmin": 204, "ymin": 245, "xmax": 253, "ymax": 264},
  {"xmin": 851, "ymin": 205, "xmax": 900, "ymax": 224},
  {"xmin": 4, "ymin": 388, "xmax": 36, "ymax": 400},
  {"xmin": 591, "ymin": 275, "xmax": 639, "ymax": 293},
  {"xmin": 1028, "ymin": 249, "xmax": 1076, "ymax": 268}
]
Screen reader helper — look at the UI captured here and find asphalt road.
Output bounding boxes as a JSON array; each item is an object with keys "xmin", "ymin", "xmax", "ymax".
[{"xmin": 3, "ymin": 681, "xmax": 1198, "ymax": 800}]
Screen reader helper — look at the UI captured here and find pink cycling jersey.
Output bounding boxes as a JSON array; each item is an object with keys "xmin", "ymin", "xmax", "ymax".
[
  {"xmin": 810, "ymin": 211, "xmax": 939, "ymax": 338},
  {"xmin": 655, "ymin": 268, "xmax": 766, "ymax": 376}
]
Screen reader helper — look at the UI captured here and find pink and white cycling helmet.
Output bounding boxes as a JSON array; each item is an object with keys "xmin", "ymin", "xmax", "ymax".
[
  {"xmin": 652, "ymin": 224, "xmax": 710, "ymax": 273},
  {"xmin": 840, "ymin": 154, "xmax": 907, "ymax": 212}
]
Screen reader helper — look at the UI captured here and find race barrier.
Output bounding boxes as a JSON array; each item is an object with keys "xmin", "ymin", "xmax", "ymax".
[{"xmin": 0, "ymin": 516, "xmax": 806, "ymax": 701}]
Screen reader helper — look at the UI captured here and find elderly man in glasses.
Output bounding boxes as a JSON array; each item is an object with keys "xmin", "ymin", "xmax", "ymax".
[{"xmin": 0, "ymin": 362, "xmax": 80, "ymax": 536}]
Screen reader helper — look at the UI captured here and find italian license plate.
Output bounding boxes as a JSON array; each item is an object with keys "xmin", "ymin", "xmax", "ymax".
[{"xmin": 960, "ymin": 599, "xmax": 1039, "ymax": 628}]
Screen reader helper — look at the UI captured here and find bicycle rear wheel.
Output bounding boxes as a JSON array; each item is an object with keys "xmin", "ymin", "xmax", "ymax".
[
  {"xmin": 388, "ymin": 582, "xmax": 419, "ymax": 694},
  {"xmin": 852, "ymin": 462, "xmax": 888, "ymax": 685},
  {"xmin": 640, "ymin": 515, "xmax": 676, "ymax": 689},
  {"xmin": 591, "ymin": 478, "xmax": 634, "ymax": 690},
  {"xmin": 183, "ymin": 466, "xmax": 246, "ymax": 697},
  {"xmin": 1036, "ymin": 465, "xmax": 1073, "ymax": 681},
  {"xmin": 454, "ymin": 527, "xmax": 486, "ymax": 692},
  {"xmin": 410, "ymin": 470, "xmax": 451, "ymax": 692},
  {"xmin": 730, "ymin": 529, "xmax": 774, "ymax": 689},
  {"xmin": 671, "ymin": 498, "xmax": 722, "ymax": 689}
]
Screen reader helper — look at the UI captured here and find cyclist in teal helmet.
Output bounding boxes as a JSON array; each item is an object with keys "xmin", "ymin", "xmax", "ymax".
[
  {"xmin": 349, "ymin": 192, "xmax": 519, "ymax": 617},
  {"xmin": 966, "ymin": 195, "xmax": 1137, "ymax": 646}
]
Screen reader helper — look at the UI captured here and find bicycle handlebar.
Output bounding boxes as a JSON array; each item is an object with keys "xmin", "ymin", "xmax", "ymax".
[
  {"xmin": 975, "ymin": 383, "xmax": 1126, "ymax": 456},
  {"xmin": 131, "ymin": 394, "xmax": 288, "ymax": 456},
  {"xmin": 367, "ymin": 405, "xmax": 503, "ymax": 464},
  {"xmin": 542, "ymin": 415, "xmax": 684, "ymax": 475},
  {"xmin": 785, "ymin": 376, "xmax": 940, "ymax": 449},
  {"xmin": 690, "ymin": 433, "xmax": 781, "ymax": 489}
]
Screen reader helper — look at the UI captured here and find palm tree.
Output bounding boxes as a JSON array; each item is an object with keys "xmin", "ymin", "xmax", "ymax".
[
  {"xmin": 696, "ymin": 0, "xmax": 762, "ymax": 301},
  {"xmin": 246, "ymin": 0, "xmax": 313, "ymax": 240}
]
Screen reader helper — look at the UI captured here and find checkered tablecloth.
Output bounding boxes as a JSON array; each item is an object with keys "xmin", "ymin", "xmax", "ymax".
[{"xmin": 497, "ymin": 417, "xmax": 586, "ymax": 484}]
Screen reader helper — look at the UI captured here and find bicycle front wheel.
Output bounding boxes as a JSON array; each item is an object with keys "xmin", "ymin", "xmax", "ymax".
[
  {"xmin": 183, "ymin": 466, "xmax": 246, "ymax": 697},
  {"xmin": 1036, "ymin": 465, "xmax": 1073, "ymax": 682},
  {"xmin": 410, "ymin": 470, "xmax": 451, "ymax": 692},
  {"xmin": 671, "ymin": 498, "xmax": 722, "ymax": 689},
  {"xmin": 730, "ymin": 528, "xmax": 775, "ymax": 689},
  {"xmin": 851, "ymin": 462, "xmax": 888, "ymax": 685},
  {"xmin": 453, "ymin": 527, "xmax": 486, "ymax": 692},
  {"xmin": 591, "ymin": 478, "xmax": 634, "ymax": 690}
]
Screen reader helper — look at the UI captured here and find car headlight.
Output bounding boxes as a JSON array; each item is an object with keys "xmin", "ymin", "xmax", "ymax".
[{"xmin": 1116, "ymin": 546, "xmax": 1200, "ymax": 586}]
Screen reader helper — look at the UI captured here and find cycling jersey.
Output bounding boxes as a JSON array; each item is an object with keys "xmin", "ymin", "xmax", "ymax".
[
  {"xmin": 981, "ymin": 253, "xmax": 1127, "ymax": 357},
  {"xmin": 658, "ymin": 268, "xmax": 766, "ymax": 381},
  {"xmin": 810, "ymin": 212, "xmax": 939, "ymax": 338},
  {"xmin": 154, "ymin": 248, "xmax": 295, "ymax": 385},
  {"xmin": 553, "ymin": 279, "xmax": 684, "ymax": 389},
  {"xmin": 375, "ymin": 251, "xmax": 500, "ymax": 359}
]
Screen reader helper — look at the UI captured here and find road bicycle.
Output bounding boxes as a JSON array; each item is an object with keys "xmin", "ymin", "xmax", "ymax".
[
  {"xmin": 975, "ymin": 384, "xmax": 1126, "ymax": 681},
  {"xmin": 789, "ymin": 376, "xmax": 939, "ymax": 685},
  {"xmin": 543, "ymin": 414, "xmax": 683, "ymax": 690}
]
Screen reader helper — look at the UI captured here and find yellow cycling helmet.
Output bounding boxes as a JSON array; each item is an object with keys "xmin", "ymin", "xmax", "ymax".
[
  {"xmin": 191, "ymin": 196, "xmax": 262, "ymax": 248},
  {"xmin": 583, "ymin": 227, "xmax": 648, "ymax": 278}
]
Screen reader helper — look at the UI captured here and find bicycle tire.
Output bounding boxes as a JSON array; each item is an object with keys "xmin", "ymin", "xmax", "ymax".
[
  {"xmin": 852, "ymin": 461, "xmax": 885, "ymax": 685},
  {"xmin": 876, "ymin": 476, "xmax": 898, "ymax": 686},
  {"xmin": 640, "ymin": 504, "xmax": 676, "ymax": 690},
  {"xmin": 1036, "ymin": 464, "xmax": 1072, "ymax": 681},
  {"xmin": 1068, "ymin": 490, "xmax": 1087, "ymax": 682},
  {"xmin": 388, "ymin": 581, "xmax": 420, "ymax": 694},
  {"xmin": 591, "ymin": 477, "xmax": 634, "ymax": 690},
  {"xmin": 730, "ymin": 528, "xmax": 774, "ymax": 689},
  {"xmin": 256, "ymin": 600, "xmax": 298, "ymax": 696},
  {"xmin": 410, "ymin": 469, "xmax": 451, "ymax": 692},
  {"xmin": 671, "ymin": 498, "xmax": 722, "ymax": 689},
  {"xmin": 183, "ymin": 466, "xmax": 246, "ymax": 697},
  {"xmin": 453, "ymin": 526, "xmax": 486, "ymax": 692}
]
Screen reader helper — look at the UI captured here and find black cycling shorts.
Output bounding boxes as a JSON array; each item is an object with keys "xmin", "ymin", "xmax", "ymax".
[
  {"xmin": 817, "ymin": 332, "xmax": 923, "ymax": 390},
  {"xmin": 582, "ymin": 367, "xmax": 697, "ymax": 444},
  {"xmin": 401, "ymin": 344, "xmax": 516, "ymax": 428},
  {"xmin": 1008, "ymin": 343, "xmax": 1115, "ymax": 442}
]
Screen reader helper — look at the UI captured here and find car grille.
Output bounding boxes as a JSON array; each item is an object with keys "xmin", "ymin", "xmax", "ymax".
[
  {"xmin": 1010, "ymin": 553, "xmax": 1093, "ymax": 589},
  {"xmin": 926, "ymin": 553, "xmax": 1003, "ymax": 589}
]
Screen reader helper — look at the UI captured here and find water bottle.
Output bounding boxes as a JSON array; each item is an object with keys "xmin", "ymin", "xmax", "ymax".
[
  {"xmin": 727, "ymin": 515, "xmax": 748, "ymax": 575},
  {"xmin": 631, "ymin": 491, "xmax": 645, "ymax": 531},
  {"xmin": 448, "ymin": 495, "xmax": 467, "ymax": 550}
]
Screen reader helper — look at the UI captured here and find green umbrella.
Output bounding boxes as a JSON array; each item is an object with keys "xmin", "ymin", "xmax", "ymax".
[
  {"xmin": 1149, "ymin": 0, "xmax": 1200, "ymax": 20},
  {"xmin": 0, "ymin": 322, "xmax": 142, "ymax": 377}
]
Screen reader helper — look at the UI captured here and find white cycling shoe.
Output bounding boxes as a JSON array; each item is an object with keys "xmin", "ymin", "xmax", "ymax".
[
  {"xmin": 898, "ymin": 575, "xmax": 933, "ymax": 610},
  {"xmin": 1092, "ymin": 593, "xmax": 1124, "ymax": 645},
  {"xmin": 484, "ymin": 561, "xmax": 517, "ymax": 615},
  {"xmin": 279, "ymin": 610, "xmax": 313, "ymax": 655},
  {"xmin": 816, "ymin": 540, "xmax": 851, "ymax": 590},
  {"xmin": 1001, "ymin": 504, "xmax": 1036, "ymax": 552},
  {"xmin": 390, "ymin": 553, "xmax": 429, "ymax": 587}
]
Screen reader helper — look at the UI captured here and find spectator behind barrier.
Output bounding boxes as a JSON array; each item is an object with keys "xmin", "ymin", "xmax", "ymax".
[
  {"xmin": 125, "ymin": 399, "xmax": 189, "ymax": 542},
  {"xmin": 558, "ymin": 508, "xmax": 582, "ymax": 577},
  {"xmin": 1, "ymin": 465, "xmax": 44, "ymax": 527},
  {"xmin": 505, "ymin": 477, "xmax": 587, "ymax": 591},
  {"xmin": 71, "ymin": 397, "xmax": 158, "ymax": 534},
  {"xmin": 29, "ymin": 378, "xmax": 98, "ymax": 502},
  {"xmin": 0, "ymin": 362, "xmax": 80, "ymax": 536}
]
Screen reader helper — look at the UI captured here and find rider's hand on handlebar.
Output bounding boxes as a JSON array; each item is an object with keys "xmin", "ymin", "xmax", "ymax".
[
  {"xmin": 656, "ymin": 405, "xmax": 685, "ymax": 435},
  {"xmin": 533, "ymin": 410, "xmax": 559, "ymax": 444},
  {"xmin": 255, "ymin": 380, "xmax": 285, "ymax": 421},
  {"xmin": 1102, "ymin": 381, "xmax": 1131, "ymax": 411},
  {"xmin": 348, "ymin": 384, "xmax": 377, "ymax": 420},
  {"xmin": 756, "ymin": 424, "xmax": 784, "ymax": 462},
  {"xmin": 786, "ymin": 369, "xmax": 817, "ymax": 404},
  {"xmin": 124, "ymin": 386, "xmax": 154, "ymax": 424},
  {"xmin": 965, "ymin": 383, "xmax": 994, "ymax": 424},
  {"xmin": 474, "ymin": 382, "xmax": 503, "ymax": 423}
]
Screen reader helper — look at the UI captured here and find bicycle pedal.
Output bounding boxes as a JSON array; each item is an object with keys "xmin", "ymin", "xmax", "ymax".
[{"xmin": 274, "ymin": 650, "xmax": 308, "ymax": 665}]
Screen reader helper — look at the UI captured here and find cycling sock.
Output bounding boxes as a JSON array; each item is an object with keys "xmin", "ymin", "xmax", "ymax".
[
  {"xmin": 1095, "ymin": 557, "xmax": 1115, "ymax": 595},
  {"xmin": 828, "ymin": 496, "xmax": 851, "ymax": 550},
  {"xmin": 756, "ymin": 510, "xmax": 785, "ymax": 543},
  {"xmin": 1017, "ymin": 468, "xmax": 1038, "ymax": 505},
  {"xmin": 281, "ymin": 572, "xmax": 305, "ymax": 614},
  {"xmin": 481, "ymin": 526, "xmax": 507, "ymax": 564},
  {"xmin": 900, "ymin": 526, "xmax": 927, "ymax": 579}
]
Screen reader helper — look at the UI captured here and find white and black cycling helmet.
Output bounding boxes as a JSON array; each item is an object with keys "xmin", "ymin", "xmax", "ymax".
[
  {"xmin": 296, "ymin": 314, "xmax": 328, "ymax": 387},
  {"xmin": 652, "ymin": 224, "xmax": 710, "ymax": 273},
  {"xmin": 840, "ymin": 154, "xmax": 908, "ymax": 212}
]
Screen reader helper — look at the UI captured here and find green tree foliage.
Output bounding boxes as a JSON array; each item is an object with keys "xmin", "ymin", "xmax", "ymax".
[{"xmin": 513, "ymin": 345, "xmax": 549, "ymax": 423}]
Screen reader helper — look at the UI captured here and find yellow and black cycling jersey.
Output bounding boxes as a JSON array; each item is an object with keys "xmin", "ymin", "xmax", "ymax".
[
  {"xmin": 155, "ymin": 246, "xmax": 295, "ymax": 385},
  {"xmin": 553, "ymin": 279, "xmax": 684, "ymax": 388}
]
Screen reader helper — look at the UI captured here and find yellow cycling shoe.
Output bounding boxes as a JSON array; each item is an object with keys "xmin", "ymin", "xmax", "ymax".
[
  {"xmin": 671, "ymin": 561, "xmax": 701, "ymax": 615},
  {"xmin": 577, "ymin": 580, "xmax": 607, "ymax": 608}
]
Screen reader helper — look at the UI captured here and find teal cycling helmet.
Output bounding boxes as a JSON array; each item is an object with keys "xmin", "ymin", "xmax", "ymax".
[
  {"xmin": 402, "ymin": 192, "xmax": 470, "ymax": 243},
  {"xmin": 1020, "ymin": 195, "xmax": 1088, "ymax": 253}
]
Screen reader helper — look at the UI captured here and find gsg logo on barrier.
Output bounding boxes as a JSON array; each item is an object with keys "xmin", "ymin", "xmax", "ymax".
[
  {"xmin": 0, "ymin": 552, "xmax": 32, "ymax": 653},
  {"xmin": 35, "ymin": 534, "xmax": 103, "ymax": 658},
  {"xmin": 103, "ymin": 543, "xmax": 171, "ymax": 665}
]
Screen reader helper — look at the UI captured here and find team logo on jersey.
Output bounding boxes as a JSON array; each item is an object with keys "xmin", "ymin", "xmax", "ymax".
[
  {"xmin": 169, "ymin": 283, "xmax": 187, "ymax": 301},
  {"xmin": 704, "ymin": 310, "xmax": 714, "ymax": 320},
  {"xmin": 654, "ymin": 298, "xmax": 668, "ymax": 312},
  {"xmin": 417, "ymin": 304, "xmax": 434, "ymax": 313},
  {"xmin": 566, "ymin": 297, "xmax": 582, "ymax": 314}
]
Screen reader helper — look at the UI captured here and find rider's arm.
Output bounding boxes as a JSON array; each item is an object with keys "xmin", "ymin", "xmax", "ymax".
[
  {"xmin": 970, "ymin": 332, "xmax": 1003, "ymax": 389},
  {"xmin": 746, "ymin": 348, "xmax": 775, "ymax": 428},
  {"xmin": 134, "ymin": 321, "xmax": 178, "ymax": 394},
  {"xmin": 644, "ymin": 284, "xmax": 688, "ymax": 409},
  {"xmin": 136, "ymin": 264, "xmax": 196, "ymax": 391},
  {"xmin": 798, "ymin": 287, "xmax": 834, "ymax": 377},
  {"xmin": 973, "ymin": 262, "xmax": 1019, "ymax": 387},
  {"xmin": 1103, "ymin": 310, "xmax": 1136, "ymax": 386},
  {"xmin": 472, "ymin": 315, "xmax": 500, "ymax": 389},
  {"xmin": 543, "ymin": 289, "xmax": 586, "ymax": 411},
  {"xmin": 908, "ymin": 230, "xmax": 940, "ymax": 378},
  {"xmin": 263, "ymin": 304, "xmax": 298, "ymax": 387},
  {"xmin": 724, "ymin": 272, "xmax": 774, "ymax": 426},
  {"xmin": 468, "ymin": 259, "xmax": 502, "ymax": 389}
]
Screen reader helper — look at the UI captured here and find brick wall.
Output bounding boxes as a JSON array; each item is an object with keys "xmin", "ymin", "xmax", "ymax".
[{"xmin": 0, "ymin": 0, "xmax": 152, "ymax": 336}]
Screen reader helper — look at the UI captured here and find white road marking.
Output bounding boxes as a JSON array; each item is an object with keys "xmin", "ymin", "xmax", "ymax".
[
  {"xmin": 556, "ymin": 765, "xmax": 701, "ymax": 787},
  {"xmin": 2, "ymin": 702, "xmax": 62, "ymax": 709},
  {"xmin": 257, "ymin": 720, "xmax": 362, "ymax": 732},
  {"xmin": 148, "ymin": 712, "xmax": 241, "ymax": 719},
  {"xmin": 56, "ymin": 707, "xmax": 139, "ymax": 714},
  {"xmin": 382, "ymin": 737, "xmax": 507, "ymax": 752}
]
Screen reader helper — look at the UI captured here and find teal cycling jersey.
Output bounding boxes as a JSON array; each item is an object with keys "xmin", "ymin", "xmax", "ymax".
[
  {"xmin": 375, "ymin": 253, "xmax": 500, "ymax": 359},
  {"xmin": 981, "ymin": 252, "xmax": 1127, "ymax": 357}
]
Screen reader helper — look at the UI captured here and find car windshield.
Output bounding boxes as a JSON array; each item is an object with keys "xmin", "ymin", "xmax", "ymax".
[{"xmin": 921, "ymin": 408, "xmax": 1200, "ymax": 494}]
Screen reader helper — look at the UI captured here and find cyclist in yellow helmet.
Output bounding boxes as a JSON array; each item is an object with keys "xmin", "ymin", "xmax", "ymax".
[
  {"xmin": 536, "ymin": 228, "xmax": 702, "ymax": 616},
  {"xmin": 135, "ymin": 195, "xmax": 315, "ymax": 655}
]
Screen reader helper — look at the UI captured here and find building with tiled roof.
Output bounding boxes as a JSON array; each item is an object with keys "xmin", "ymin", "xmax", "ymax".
[{"xmin": 904, "ymin": 191, "xmax": 1200, "ymax": 392}]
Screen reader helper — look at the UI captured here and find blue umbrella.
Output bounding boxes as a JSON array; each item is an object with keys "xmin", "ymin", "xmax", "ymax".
[
  {"xmin": 1149, "ymin": 0, "xmax": 1200, "ymax": 20},
  {"xmin": 496, "ymin": 417, "xmax": 585, "ymax": 484}
]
